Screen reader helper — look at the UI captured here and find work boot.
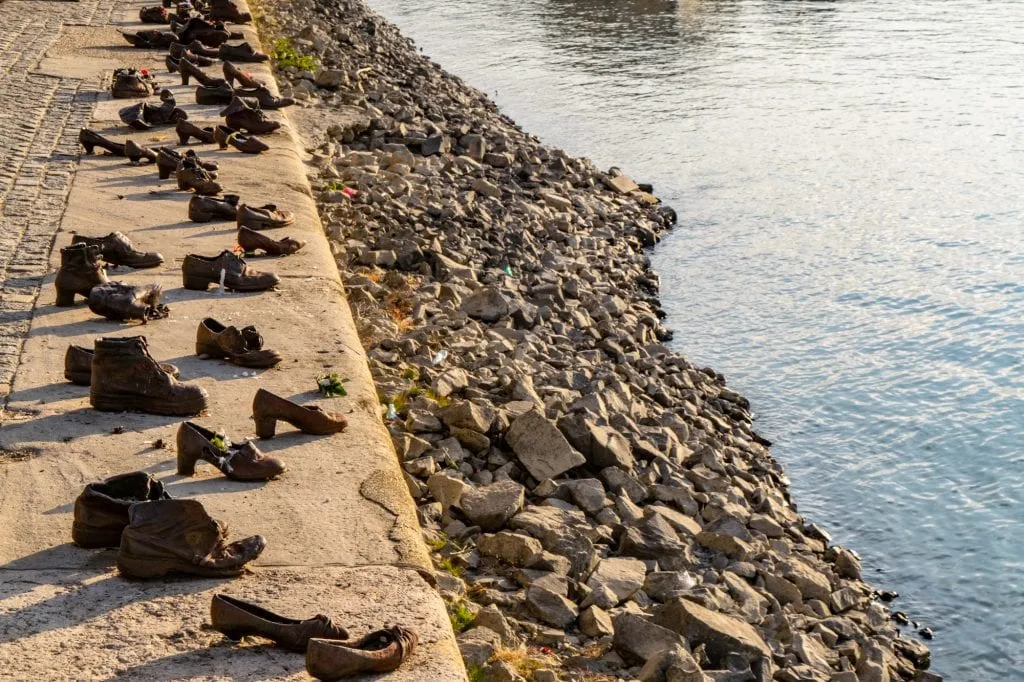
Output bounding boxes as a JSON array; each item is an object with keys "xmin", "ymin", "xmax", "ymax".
[
  {"xmin": 65, "ymin": 344, "xmax": 178, "ymax": 386},
  {"xmin": 117, "ymin": 498, "xmax": 266, "ymax": 579},
  {"xmin": 238, "ymin": 226, "xmax": 305, "ymax": 256},
  {"xmin": 252, "ymin": 388, "xmax": 348, "ymax": 439},
  {"xmin": 121, "ymin": 29, "xmax": 177, "ymax": 48},
  {"xmin": 177, "ymin": 422, "xmax": 286, "ymax": 481},
  {"xmin": 55, "ymin": 243, "xmax": 108, "ymax": 306},
  {"xmin": 222, "ymin": 96, "xmax": 280, "ymax": 134},
  {"xmin": 143, "ymin": 95, "xmax": 188, "ymax": 126},
  {"xmin": 306, "ymin": 627, "xmax": 418, "ymax": 680},
  {"xmin": 124, "ymin": 140, "xmax": 159, "ymax": 165},
  {"xmin": 218, "ymin": 41, "xmax": 269, "ymax": 63},
  {"xmin": 196, "ymin": 82, "xmax": 235, "ymax": 105},
  {"xmin": 158, "ymin": 147, "xmax": 218, "ymax": 180},
  {"xmin": 237, "ymin": 203, "xmax": 294, "ymax": 230},
  {"xmin": 139, "ymin": 5, "xmax": 170, "ymax": 23},
  {"xmin": 79, "ymin": 129, "xmax": 126, "ymax": 156},
  {"xmin": 182, "ymin": 251, "xmax": 279, "ymax": 291},
  {"xmin": 72, "ymin": 232, "xmax": 163, "ymax": 269},
  {"xmin": 111, "ymin": 67, "xmax": 157, "ymax": 99},
  {"xmin": 88, "ymin": 281, "xmax": 169, "ymax": 322},
  {"xmin": 72, "ymin": 472, "xmax": 170, "ymax": 548},
  {"xmin": 236, "ymin": 85, "xmax": 294, "ymax": 110},
  {"xmin": 214, "ymin": 125, "xmax": 268, "ymax": 154},
  {"xmin": 207, "ymin": 0, "xmax": 251, "ymax": 23},
  {"xmin": 178, "ymin": 57, "xmax": 226, "ymax": 87},
  {"xmin": 188, "ymin": 194, "xmax": 240, "ymax": 222},
  {"xmin": 177, "ymin": 157, "xmax": 223, "ymax": 195},
  {"xmin": 176, "ymin": 119, "xmax": 216, "ymax": 145},
  {"xmin": 211, "ymin": 594, "xmax": 348, "ymax": 652},
  {"xmin": 196, "ymin": 317, "xmax": 282, "ymax": 367},
  {"xmin": 222, "ymin": 60, "xmax": 263, "ymax": 88},
  {"xmin": 90, "ymin": 336, "xmax": 208, "ymax": 415}
]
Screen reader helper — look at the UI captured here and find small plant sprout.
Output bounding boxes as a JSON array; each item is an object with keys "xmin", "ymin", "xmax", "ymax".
[{"xmin": 316, "ymin": 372, "xmax": 350, "ymax": 397}]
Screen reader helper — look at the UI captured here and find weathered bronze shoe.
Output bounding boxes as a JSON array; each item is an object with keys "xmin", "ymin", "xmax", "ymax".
[
  {"xmin": 119, "ymin": 102, "xmax": 150, "ymax": 131},
  {"xmin": 218, "ymin": 41, "xmax": 268, "ymax": 62},
  {"xmin": 211, "ymin": 594, "xmax": 348, "ymax": 652},
  {"xmin": 223, "ymin": 96, "xmax": 280, "ymax": 134},
  {"xmin": 65, "ymin": 344, "xmax": 178, "ymax": 386},
  {"xmin": 72, "ymin": 232, "xmax": 163, "ymax": 269},
  {"xmin": 121, "ymin": 29, "xmax": 177, "ymax": 48},
  {"xmin": 189, "ymin": 194, "xmax": 240, "ymax": 222},
  {"xmin": 88, "ymin": 281, "xmax": 169, "ymax": 322},
  {"xmin": 306, "ymin": 627, "xmax": 418, "ymax": 680},
  {"xmin": 158, "ymin": 147, "xmax": 219, "ymax": 180},
  {"xmin": 252, "ymin": 388, "xmax": 348, "ymax": 439},
  {"xmin": 117, "ymin": 498, "xmax": 266, "ymax": 579},
  {"xmin": 79, "ymin": 129, "xmax": 126, "ymax": 156},
  {"xmin": 90, "ymin": 336, "xmax": 208, "ymax": 415},
  {"xmin": 196, "ymin": 317, "xmax": 282, "ymax": 367},
  {"xmin": 237, "ymin": 203, "xmax": 295, "ymax": 230},
  {"xmin": 177, "ymin": 422, "xmax": 286, "ymax": 481},
  {"xmin": 236, "ymin": 85, "xmax": 294, "ymax": 110},
  {"xmin": 111, "ymin": 67, "xmax": 157, "ymax": 99},
  {"xmin": 177, "ymin": 157, "xmax": 223, "ymax": 195},
  {"xmin": 185, "ymin": 39, "xmax": 221, "ymax": 58},
  {"xmin": 176, "ymin": 119, "xmax": 216, "ymax": 145},
  {"xmin": 196, "ymin": 82, "xmax": 235, "ymax": 105},
  {"xmin": 238, "ymin": 226, "xmax": 305, "ymax": 256},
  {"xmin": 182, "ymin": 251, "xmax": 280, "ymax": 291},
  {"xmin": 214, "ymin": 125, "xmax": 268, "ymax": 154},
  {"xmin": 178, "ymin": 57, "xmax": 226, "ymax": 87},
  {"xmin": 55, "ymin": 243, "xmax": 108, "ymax": 306},
  {"xmin": 143, "ymin": 96, "xmax": 188, "ymax": 126},
  {"xmin": 124, "ymin": 140, "xmax": 159, "ymax": 165},
  {"xmin": 207, "ymin": 0, "xmax": 252, "ymax": 24},
  {"xmin": 223, "ymin": 60, "xmax": 263, "ymax": 88},
  {"xmin": 139, "ymin": 5, "xmax": 170, "ymax": 23},
  {"xmin": 176, "ymin": 17, "xmax": 232, "ymax": 47},
  {"xmin": 169, "ymin": 42, "xmax": 217, "ymax": 64},
  {"xmin": 72, "ymin": 472, "xmax": 170, "ymax": 548}
]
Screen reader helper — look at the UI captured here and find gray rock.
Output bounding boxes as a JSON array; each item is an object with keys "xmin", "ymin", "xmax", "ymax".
[
  {"xmin": 461, "ymin": 479, "xmax": 526, "ymax": 531},
  {"xmin": 557, "ymin": 413, "xmax": 635, "ymax": 471},
  {"xmin": 653, "ymin": 597, "xmax": 772, "ymax": 668},
  {"xmin": 620, "ymin": 514, "xmax": 686, "ymax": 559},
  {"xmin": 579, "ymin": 605, "xmax": 614, "ymax": 637},
  {"xmin": 477, "ymin": 531, "xmax": 543, "ymax": 566},
  {"xmin": 526, "ymin": 584, "xmax": 578, "ymax": 628},
  {"xmin": 505, "ymin": 408, "xmax": 586, "ymax": 482},
  {"xmin": 439, "ymin": 400, "xmax": 496, "ymax": 433},
  {"xmin": 586, "ymin": 557, "xmax": 647, "ymax": 605},
  {"xmin": 509, "ymin": 505, "xmax": 596, "ymax": 578},
  {"xmin": 458, "ymin": 626, "xmax": 502, "ymax": 668},
  {"xmin": 460, "ymin": 286, "xmax": 511, "ymax": 322},
  {"xmin": 564, "ymin": 478, "xmax": 607, "ymax": 514},
  {"xmin": 612, "ymin": 612, "xmax": 687, "ymax": 665},
  {"xmin": 427, "ymin": 472, "xmax": 468, "ymax": 511},
  {"xmin": 482, "ymin": 660, "xmax": 525, "ymax": 682},
  {"xmin": 644, "ymin": 571, "xmax": 697, "ymax": 603}
]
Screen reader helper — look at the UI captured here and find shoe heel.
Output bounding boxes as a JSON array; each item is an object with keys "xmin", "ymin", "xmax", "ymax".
[
  {"xmin": 158, "ymin": 164, "xmax": 172, "ymax": 180},
  {"xmin": 180, "ymin": 72, "xmax": 190, "ymax": 86},
  {"xmin": 177, "ymin": 132, "xmax": 190, "ymax": 145},
  {"xmin": 81, "ymin": 142, "xmax": 95, "ymax": 154},
  {"xmin": 126, "ymin": 153, "xmax": 141, "ymax": 166},
  {"xmin": 177, "ymin": 177, "xmax": 190, "ymax": 191},
  {"xmin": 176, "ymin": 449, "xmax": 199, "ymax": 476},
  {"xmin": 254, "ymin": 416, "xmax": 276, "ymax": 439},
  {"xmin": 55, "ymin": 287, "xmax": 77, "ymax": 307},
  {"xmin": 182, "ymin": 275, "xmax": 210, "ymax": 291}
]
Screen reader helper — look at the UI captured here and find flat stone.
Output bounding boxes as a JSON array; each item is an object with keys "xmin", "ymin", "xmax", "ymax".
[
  {"xmin": 586, "ymin": 557, "xmax": 647, "ymax": 605},
  {"xmin": 526, "ymin": 584, "xmax": 578, "ymax": 628},
  {"xmin": 579, "ymin": 605, "xmax": 614, "ymax": 637},
  {"xmin": 460, "ymin": 286, "xmax": 512, "ymax": 322},
  {"xmin": 439, "ymin": 400, "xmax": 496, "ymax": 433},
  {"xmin": 477, "ymin": 531, "xmax": 543, "ymax": 566},
  {"xmin": 654, "ymin": 597, "xmax": 772, "ymax": 668},
  {"xmin": 427, "ymin": 472, "xmax": 469, "ymax": 511},
  {"xmin": 612, "ymin": 612, "xmax": 687, "ymax": 665},
  {"xmin": 460, "ymin": 479, "xmax": 525, "ymax": 531},
  {"xmin": 505, "ymin": 408, "xmax": 586, "ymax": 482}
]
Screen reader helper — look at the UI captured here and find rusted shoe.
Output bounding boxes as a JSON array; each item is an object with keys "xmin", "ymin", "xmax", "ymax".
[
  {"xmin": 196, "ymin": 317, "xmax": 282, "ymax": 367},
  {"xmin": 158, "ymin": 147, "xmax": 218, "ymax": 180},
  {"xmin": 65, "ymin": 344, "xmax": 178, "ymax": 386},
  {"xmin": 238, "ymin": 226, "xmax": 305, "ymax": 256},
  {"xmin": 124, "ymin": 140, "xmax": 159, "ymax": 166},
  {"xmin": 176, "ymin": 119, "xmax": 216, "ymax": 145},
  {"xmin": 119, "ymin": 102, "xmax": 150, "ymax": 131},
  {"xmin": 139, "ymin": 5, "xmax": 170, "ymax": 23},
  {"xmin": 207, "ymin": 0, "xmax": 252, "ymax": 23},
  {"xmin": 222, "ymin": 96, "xmax": 280, "ymax": 134},
  {"xmin": 72, "ymin": 232, "xmax": 163, "ymax": 269},
  {"xmin": 306, "ymin": 627, "xmax": 418, "ymax": 680},
  {"xmin": 177, "ymin": 422, "xmax": 286, "ymax": 481},
  {"xmin": 182, "ymin": 251, "xmax": 279, "ymax": 291},
  {"xmin": 88, "ymin": 282, "xmax": 169, "ymax": 322},
  {"xmin": 90, "ymin": 336, "xmax": 208, "ymax": 416},
  {"xmin": 72, "ymin": 472, "xmax": 170, "ymax": 548},
  {"xmin": 211, "ymin": 594, "xmax": 348, "ymax": 651},
  {"xmin": 177, "ymin": 155, "xmax": 223, "ymax": 195},
  {"xmin": 117, "ymin": 499, "xmax": 265, "ymax": 579},
  {"xmin": 218, "ymin": 41, "xmax": 268, "ymax": 62},
  {"xmin": 111, "ymin": 67, "xmax": 157, "ymax": 99},
  {"xmin": 237, "ymin": 203, "xmax": 294, "ymax": 230},
  {"xmin": 79, "ymin": 129, "xmax": 126, "ymax": 156},
  {"xmin": 189, "ymin": 194, "xmax": 240, "ymax": 222},
  {"xmin": 122, "ymin": 29, "xmax": 177, "ymax": 48},
  {"xmin": 252, "ymin": 388, "xmax": 348, "ymax": 439},
  {"xmin": 144, "ymin": 95, "xmax": 189, "ymax": 126},
  {"xmin": 214, "ymin": 125, "xmax": 268, "ymax": 154},
  {"xmin": 169, "ymin": 42, "xmax": 217, "ymax": 64},
  {"xmin": 223, "ymin": 60, "xmax": 263, "ymax": 88},
  {"xmin": 196, "ymin": 82, "xmax": 235, "ymax": 105},
  {"xmin": 236, "ymin": 85, "xmax": 294, "ymax": 110},
  {"xmin": 177, "ymin": 56, "xmax": 226, "ymax": 87},
  {"xmin": 175, "ymin": 17, "xmax": 232, "ymax": 47},
  {"xmin": 185, "ymin": 39, "xmax": 221, "ymax": 58},
  {"xmin": 55, "ymin": 243, "xmax": 108, "ymax": 306}
]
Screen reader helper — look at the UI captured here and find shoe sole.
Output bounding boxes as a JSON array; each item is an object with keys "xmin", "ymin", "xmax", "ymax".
[
  {"xmin": 91, "ymin": 391, "xmax": 207, "ymax": 416},
  {"xmin": 117, "ymin": 550, "xmax": 246, "ymax": 579}
]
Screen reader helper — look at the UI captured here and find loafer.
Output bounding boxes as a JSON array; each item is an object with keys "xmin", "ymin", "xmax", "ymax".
[
  {"xmin": 65, "ymin": 344, "xmax": 178, "ymax": 386},
  {"xmin": 177, "ymin": 422, "xmax": 286, "ymax": 481},
  {"xmin": 211, "ymin": 594, "xmax": 348, "ymax": 652},
  {"xmin": 306, "ymin": 627, "xmax": 418, "ymax": 680},
  {"xmin": 237, "ymin": 203, "xmax": 295, "ymax": 230},
  {"xmin": 182, "ymin": 250, "xmax": 280, "ymax": 291},
  {"xmin": 189, "ymin": 194, "xmax": 240, "ymax": 222},
  {"xmin": 196, "ymin": 317, "xmax": 282, "ymax": 367},
  {"xmin": 238, "ymin": 226, "xmax": 305, "ymax": 256},
  {"xmin": 252, "ymin": 388, "xmax": 348, "ymax": 439}
]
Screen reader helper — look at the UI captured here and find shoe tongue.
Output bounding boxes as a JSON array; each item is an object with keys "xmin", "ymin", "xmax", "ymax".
[
  {"xmin": 239, "ymin": 326, "xmax": 263, "ymax": 350},
  {"xmin": 108, "ymin": 232, "xmax": 134, "ymax": 253}
]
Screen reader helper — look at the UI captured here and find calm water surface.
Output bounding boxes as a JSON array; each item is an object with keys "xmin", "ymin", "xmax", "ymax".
[{"xmin": 367, "ymin": 0, "xmax": 1024, "ymax": 677}]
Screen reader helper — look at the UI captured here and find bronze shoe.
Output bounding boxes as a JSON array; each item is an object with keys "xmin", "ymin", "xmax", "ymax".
[
  {"xmin": 196, "ymin": 82, "xmax": 235, "ymax": 105},
  {"xmin": 223, "ymin": 60, "xmax": 263, "ymax": 88},
  {"xmin": 117, "ymin": 498, "xmax": 265, "ymax": 579},
  {"xmin": 176, "ymin": 17, "xmax": 232, "ymax": 47},
  {"xmin": 177, "ymin": 158, "xmax": 223, "ymax": 195},
  {"xmin": 207, "ymin": 0, "xmax": 252, "ymax": 23},
  {"xmin": 211, "ymin": 594, "xmax": 348, "ymax": 652},
  {"xmin": 55, "ymin": 243, "xmax": 108, "ymax": 306},
  {"xmin": 177, "ymin": 422, "xmax": 286, "ymax": 481},
  {"xmin": 79, "ymin": 129, "xmax": 126, "ymax": 156},
  {"xmin": 306, "ymin": 627, "xmax": 418, "ymax": 680},
  {"xmin": 90, "ymin": 336, "xmax": 208, "ymax": 416},
  {"xmin": 158, "ymin": 147, "xmax": 218, "ymax": 180},
  {"xmin": 236, "ymin": 85, "xmax": 294, "ymax": 110},
  {"xmin": 176, "ymin": 119, "xmax": 216, "ymax": 145},
  {"xmin": 122, "ymin": 29, "xmax": 177, "ymax": 49},
  {"xmin": 111, "ymin": 67, "xmax": 156, "ymax": 99},
  {"xmin": 124, "ymin": 140, "xmax": 158, "ymax": 166},
  {"xmin": 237, "ymin": 203, "xmax": 295, "ymax": 230},
  {"xmin": 178, "ymin": 57, "xmax": 227, "ymax": 87},
  {"xmin": 182, "ymin": 250, "xmax": 280, "ymax": 291},
  {"xmin": 169, "ymin": 42, "xmax": 216, "ymax": 64},
  {"xmin": 72, "ymin": 472, "xmax": 170, "ymax": 548},
  {"xmin": 143, "ymin": 97, "xmax": 188, "ymax": 126},
  {"xmin": 222, "ymin": 96, "xmax": 280, "ymax": 134},
  {"xmin": 72, "ymin": 231, "xmax": 163, "ymax": 269},
  {"xmin": 186, "ymin": 39, "xmax": 221, "ymax": 58},
  {"xmin": 238, "ymin": 226, "xmax": 305, "ymax": 256},
  {"xmin": 214, "ymin": 125, "xmax": 268, "ymax": 154},
  {"xmin": 88, "ymin": 281, "xmax": 169, "ymax": 322},
  {"xmin": 139, "ymin": 5, "xmax": 170, "ymax": 23},
  {"xmin": 252, "ymin": 388, "xmax": 348, "ymax": 439},
  {"xmin": 65, "ymin": 344, "xmax": 178, "ymax": 386},
  {"xmin": 189, "ymin": 194, "xmax": 240, "ymax": 222},
  {"xmin": 218, "ymin": 41, "xmax": 269, "ymax": 63},
  {"xmin": 196, "ymin": 317, "xmax": 282, "ymax": 367}
]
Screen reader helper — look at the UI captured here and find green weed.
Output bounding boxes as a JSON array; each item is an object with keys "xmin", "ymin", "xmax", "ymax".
[{"xmin": 272, "ymin": 38, "xmax": 318, "ymax": 71}]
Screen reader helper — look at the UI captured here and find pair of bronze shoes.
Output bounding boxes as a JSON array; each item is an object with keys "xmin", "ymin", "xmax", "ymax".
[
  {"xmin": 157, "ymin": 146, "xmax": 218, "ymax": 180},
  {"xmin": 182, "ymin": 250, "xmax": 279, "ymax": 291},
  {"xmin": 222, "ymin": 96, "xmax": 281, "ymax": 135},
  {"xmin": 187, "ymin": 196, "xmax": 293, "ymax": 228},
  {"xmin": 65, "ymin": 344, "xmax": 179, "ymax": 386},
  {"xmin": 177, "ymin": 151, "xmax": 222, "ymax": 195},
  {"xmin": 214, "ymin": 124, "xmax": 269, "ymax": 153},
  {"xmin": 111, "ymin": 67, "xmax": 158, "ymax": 99},
  {"xmin": 210, "ymin": 594, "xmax": 416, "ymax": 679},
  {"xmin": 119, "ymin": 92, "xmax": 187, "ymax": 130}
]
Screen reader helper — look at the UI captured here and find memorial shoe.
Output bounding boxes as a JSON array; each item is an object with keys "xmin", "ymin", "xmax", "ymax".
[
  {"xmin": 72, "ymin": 472, "xmax": 170, "ymax": 548},
  {"xmin": 121, "ymin": 29, "xmax": 177, "ymax": 49},
  {"xmin": 79, "ymin": 129, "xmax": 126, "ymax": 156},
  {"xmin": 72, "ymin": 231, "xmax": 163, "ymax": 269},
  {"xmin": 177, "ymin": 155, "xmax": 223, "ymax": 195},
  {"xmin": 214, "ymin": 125, "xmax": 268, "ymax": 154},
  {"xmin": 237, "ymin": 226, "xmax": 305, "ymax": 256},
  {"xmin": 207, "ymin": 0, "xmax": 252, "ymax": 24},
  {"xmin": 176, "ymin": 119, "xmax": 216, "ymax": 145},
  {"xmin": 184, "ymin": 39, "xmax": 221, "ymax": 58},
  {"xmin": 169, "ymin": 41, "xmax": 217, "ymax": 64},
  {"xmin": 196, "ymin": 317, "xmax": 282, "ymax": 367},
  {"xmin": 176, "ymin": 422, "xmax": 286, "ymax": 481},
  {"xmin": 124, "ymin": 140, "xmax": 158, "ymax": 165},
  {"xmin": 196, "ymin": 82, "xmax": 235, "ymax": 106},
  {"xmin": 305, "ymin": 627, "xmax": 418, "ymax": 680},
  {"xmin": 235, "ymin": 84, "xmax": 294, "ymax": 110},
  {"xmin": 158, "ymin": 146, "xmax": 218, "ymax": 180},
  {"xmin": 88, "ymin": 281, "xmax": 169, "ymax": 322},
  {"xmin": 211, "ymin": 594, "xmax": 349, "ymax": 652},
  {"xmin": 90, "ymin": 336, "xmax": 208, "ymax": 416},
  {"xmin": 110, "ymin": 67, "xmax": 157, "ymax": 99},
  {"xmin": 223, "ymin": 60, "xmax": 263, "ymax": 88},
  {"xmin": 64, "ymin": 344, "xmax": 178, "ymax": 386},
  {"xmin": 181, "ymin": 250, "xmax": 280, "ymax": 291},
  {"xmin": 116, "ymin": 498, "xmax": 266, "ymax": 578},
  {"xmin": 218, "ymin": 41, "xmax": 269, "ymax": 62},
  {"xmin": 236, "ymin": 203, "xmax": 295, "ymax": 230},
  {"xmin": 55, "ymin": 243, "xmax": 108, "ymax": 306},
  {"xmin": 139, "ymin": 5, "xmax": 170, "ymax": 23},
  {"xmin": 176, "ymin": 56, "xmax": 227, "ymax": 87},
  {"xmin": 188, "ymin": 194, "xmax": 240, "ymax": 222},
  {"xmin": 252, "ymin": 388, "xmax": 348, "ymax": 439},
  {"xmin": 222, "ymin": 96, "xmax": 280, "ymax": 135}
]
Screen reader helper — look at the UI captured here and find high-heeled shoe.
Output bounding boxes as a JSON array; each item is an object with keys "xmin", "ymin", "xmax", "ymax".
[
  {"xmin": 124, "ymin": 140, "xmax": 158, "ymax": 165},
  {"xmin": 222, "ymin": 60, "xmax": 263, "ymax": 88},
  {"xmin": 176, "ymin": 422, "xmax": 285, "ymax": 481},
  {"xmin": 251, "ymin": 388, "xmax": 348, "ymax": 439},
  {"xmin": 237, "ymin": 226, "xmax": 305, "ymax": 256},
  {"xmin": 178, "ymin": 57, "xmax": 227, "ymax": 87},
  {"xmin": 176, "ymin": 119, "xmax": 216, "ymax": 145},
  {"xmin": 79, "ymin": 129, "xmax": 126, "ymax": 156}
]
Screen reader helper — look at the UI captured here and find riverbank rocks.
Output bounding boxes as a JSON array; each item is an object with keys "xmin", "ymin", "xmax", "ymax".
[{"xmin": 262, "ymin": 0, "xmax": 937, "ymax": 677}]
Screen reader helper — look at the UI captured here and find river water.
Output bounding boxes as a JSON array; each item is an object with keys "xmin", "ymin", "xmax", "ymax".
[{"xmin": 367, "ymin": 0, "xmax": 1024, "ymax": 677}]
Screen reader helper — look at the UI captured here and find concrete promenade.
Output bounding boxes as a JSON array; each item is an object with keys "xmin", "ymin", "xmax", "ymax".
[{"xmin": 0, "ymin": 0, "xmax": 465, "ymax": 679}]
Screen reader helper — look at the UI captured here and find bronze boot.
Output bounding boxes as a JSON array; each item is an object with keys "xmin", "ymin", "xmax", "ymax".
[
  {"xmin": 305, "ymin": 627, "xmax": 418, "ymax": 680},
  {"xmin": 252, "ymin": 388, "xmax": 348, "ymax": 439},
  {"xmin": 236, "ymin": 203, "xmax": 295, "ymax": 230},
  {"xmin": 117, "ymin": 498, "xmax": 266, "ymax": 579},
  {"xmin": 72, "ymin": 232, "xmax": 163, "ymax": 269},
  {"xmin": 196, "ymin": 317, "xmax": 282, "ymax": 367},
  {"xmin": 176, "ymin": 119, "xmax": 216, "ymax": 144},
  {"xmin": 207, "ymin": 0, "xmax": 252, "ymax": 23},
  {"xmin": 65, "ymin": 344, "xmax": 178, "ymax": 386},
  {"xmin": 88, "ymin": 281, "xmax": 169, "ymax": 322},
  {"xmin": 238, "ymin": 226, "xmax": 305, "ymax": 256},
  {"xmin": 188, "ymin": 194, "xmax": 240, "ymax": 222},
  {"xmin": 211, "ymin": 594, "xmax": 348, "ymax": 652},
  {"xmin": 90, "ymin": 336, "xmax": 208, "ymax": 416},
  {"xmin": 181, "ymin": 251, "xmax": 279, "ymax": 291},
  {"xmin": 79, "ymin": 129, "xmax": 126, "ymax": 156},
  {"xmin": 55, "ymin": 243, "xmax": 108, "ymax": 306},
  {"xmin": 177, "ymin": 422, "xmax": 286, "ymax": 481},
  {"xmin": 72, "ymin": 472, "xmax": 170, "ymax": 548},
  {"xmin": 111, "ymin": 67, "xmax": 156, "ymax": 99}
]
